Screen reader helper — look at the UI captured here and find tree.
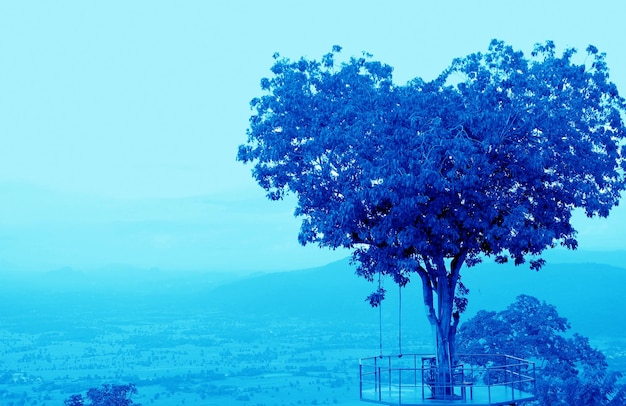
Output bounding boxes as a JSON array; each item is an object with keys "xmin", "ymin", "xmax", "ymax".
[
  {"xmin": 457, "ymin": 295, "xmax": 626, "ymax": 405},
  {"xmin": 64, "ymin": 383, "xmax": 139, "ymax": 406},
  {"xmin": 237, "ymin": 40, "xmax": 626, "ymax": 396}
]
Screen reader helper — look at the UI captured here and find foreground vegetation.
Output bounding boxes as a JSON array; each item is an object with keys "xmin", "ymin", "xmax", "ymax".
[{"xmin": 459, "ymin": 295, "xmax": 626, "ymax": 405}]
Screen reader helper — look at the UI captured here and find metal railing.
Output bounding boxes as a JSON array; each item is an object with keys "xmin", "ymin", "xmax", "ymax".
[{"xmin": 359, "ymin": 354, "xmax": 536, "ymax": 405}]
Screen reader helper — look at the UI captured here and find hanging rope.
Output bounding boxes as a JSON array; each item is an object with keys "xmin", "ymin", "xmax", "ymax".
[
  {"xmin": 378, "ymin": 271, "xmax": 383, "ymax": 358},
  {"xmin": 398, "ymin": 283, "xmax": 402, "ymax": 357}
]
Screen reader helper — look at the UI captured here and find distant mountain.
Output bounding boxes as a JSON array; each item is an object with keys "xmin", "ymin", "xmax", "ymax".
[
  {"xmin": 1, "ymin": 252, "xmax": 624, "ymax": 340},
  {"xmin": 202, "ymin": 254, "xmax": 626, "ymax": 339},
  {"xmin": 461, "ymin": 259, "xmax": 626, "ymax": 338},
  {"xmin": 199, "ymin": 258, "xmax": 381, "ymax": 323},
  {"xmin": 541, "ymin": 248, "xmax": 626, "ymax": 269}
]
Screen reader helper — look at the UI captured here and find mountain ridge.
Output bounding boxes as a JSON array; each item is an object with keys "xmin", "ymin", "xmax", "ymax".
[{"xmin": 1, "ymin": 252, "xmax": 624, "ymax": 339}]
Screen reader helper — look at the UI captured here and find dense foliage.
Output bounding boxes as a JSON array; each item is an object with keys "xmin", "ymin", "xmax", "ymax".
[
  {"xmin": 238, "ymin": 39, "xmax": 626, "ymax": 380},
  {"xmin": 458, "ymin": 295, "xmax": 626, "ymax": 405},
  {"xmin": 64, "ymin": 383, "xmax": 139, "ymax": 406}
]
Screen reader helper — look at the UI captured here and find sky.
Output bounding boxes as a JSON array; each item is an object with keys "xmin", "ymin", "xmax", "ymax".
[{"xmin": 1, "ymin": 1, "xmax": 625, "ymax": 272}]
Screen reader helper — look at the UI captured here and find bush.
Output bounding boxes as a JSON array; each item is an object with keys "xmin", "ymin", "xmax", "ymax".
[{"xmin": 64, "ymin": 383, "xmax": 139, "ymax": 406}]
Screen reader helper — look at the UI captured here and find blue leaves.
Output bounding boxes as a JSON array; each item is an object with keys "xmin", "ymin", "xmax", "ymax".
[
  {"xmin": 366, "ymin": 287, "xmax": 386, "ymax": 307},
  {"xmin": 530, "ymin": 258, "xmax": 546, "ymax": 271},
  {"xmin": 322, "ymin": 45, "xmax": 343, "ymax": 68},
  {"xmin": 531, "ymin": 40, "xmax": 556, "ymax": 58},
  {"xmin": 260, "ymin": 78, "xmax": 270, "ymax": 91},
  {"xmin": 66, "ymin": 383, "xmax": 139, "ymax": 406},
  {"xmin": 296, "ymin": 58, "xmax": 308, "ymax": 72},
  {"xmin": 239, "ymin": 40, "xmax": 626, "ymax": 309},
  {"xmin": 458, "ymin": 296, "xmax": 626, "ymax": 405},
  {"xmin": 494, "ymin": 255, "xmax": 508, "ymax": 264}
]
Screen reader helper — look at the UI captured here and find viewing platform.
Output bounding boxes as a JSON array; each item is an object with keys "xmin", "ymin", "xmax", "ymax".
[{"xmin": 359, "ymin": 354, "xmax": 536, "ymax": 405}]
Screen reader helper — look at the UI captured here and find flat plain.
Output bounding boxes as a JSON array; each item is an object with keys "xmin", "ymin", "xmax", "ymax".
[{"xmin": 1, "ymin": 256, "xmax": 625, "ymax": 405}]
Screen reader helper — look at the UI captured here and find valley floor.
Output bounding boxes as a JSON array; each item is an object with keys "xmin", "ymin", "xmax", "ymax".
[{"xmin": 0, "ymin": 308, "xmax": 433, "ymax": 405}]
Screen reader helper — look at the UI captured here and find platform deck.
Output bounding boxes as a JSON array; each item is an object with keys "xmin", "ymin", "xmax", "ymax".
[{"xmin": 361, "ymin": 385, "xmax": 536, "ymax": 405}]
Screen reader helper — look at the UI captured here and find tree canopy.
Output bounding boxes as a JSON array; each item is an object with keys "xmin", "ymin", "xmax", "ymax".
[
  {"xmin": 238, "ymin": 39, "xmax": 626, "ymax": 387},
  {"xmin": 458, "ymin": 295, "xmax": 626, "ymax": 405}
]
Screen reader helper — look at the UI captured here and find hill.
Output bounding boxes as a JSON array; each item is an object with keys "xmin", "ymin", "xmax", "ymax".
[
  {"xmin": 202, "ymin": 253, "xmax": 626, "ymax": 339},
  {"xmin": 1, "ymin": 251, "xmax": 624, "ymax": 339}
]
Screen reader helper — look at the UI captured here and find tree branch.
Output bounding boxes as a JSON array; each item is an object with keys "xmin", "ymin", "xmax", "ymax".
[{"xmin": 416, "ymin": 264, "xmax": 438, "ymax": 328}]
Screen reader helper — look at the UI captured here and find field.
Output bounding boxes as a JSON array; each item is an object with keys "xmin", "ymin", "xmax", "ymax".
[
  {"xmin": 1, "ymin": 257, "xmax": 625, "ymax": 405},
  {"xmin": 0, "ymin": 266, "xmax": 424, "ymax": 406},
  {"xmin": 1, "ymin": 302, "xmax": 371, "ymax": 404}
]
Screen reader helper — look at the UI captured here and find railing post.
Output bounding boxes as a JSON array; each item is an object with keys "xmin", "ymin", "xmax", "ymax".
[
  {"xmin": 516, "ymin": 361, "xmax": 521, "ymax": 399},
  {"xmin": 359, "ymin": 353, "xmax": 536, "ymax": 405},
  {"xmin": 378, "ymin": 366, "xmax": 382, "ymax": 402},
  {"xmin": 399, "ymin": 368, "xmax": 402, "ymax": 404},
  {"xmin": 414, "ymin": 355, "xmax": 417, "ymax": 389},
  {"xmin": 447, "ymin": 364, "xmax": 452, "ymax": 400},
  {"xmin": 421, "ymin": 359, "xmax": 425, "ymax": 400},
  {"xmin": 487, "ymin": 366, "xmax": 492, "ymax": 404},
  {"xmin": 388, "ymin": 356, "xmax": 392, "ymax": 399},
  {"xmin": 532, "ymin": 361, "xmax": 537, "ymax": 396},
  {"xmin": 359, "ymin": 363, "xmax": 362, "ymax": 400}
]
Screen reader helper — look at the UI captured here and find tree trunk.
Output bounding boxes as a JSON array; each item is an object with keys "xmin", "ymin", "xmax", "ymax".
[
  {"xmin": 432, "ymin": 282, "xmax": 458, "ymax": 399},
  {"xmin": 418, "ymin": 253, "xmax": 464, "ymax": 399},
  {"xmin": 433, "ymin": 318, "xmax": 457, "ymax": 398}
]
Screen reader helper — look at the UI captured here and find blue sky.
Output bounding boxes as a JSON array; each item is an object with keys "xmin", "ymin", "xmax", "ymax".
[{"xmin": 1, "ymin": 1, "xmax": 625, "ymax": 272}]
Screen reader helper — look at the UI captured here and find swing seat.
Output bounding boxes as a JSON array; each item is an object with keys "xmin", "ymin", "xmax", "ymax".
[
  {"xmin": 458, "ymin": 380, "xmax": 474, "ymax": 400},
  {"xmin": 453, "ymin": 365, "xmax": 474, "ymax": 400},
  {"xmin": 422, "ymin": 358, "xmax": 474, "ymax": 401}
]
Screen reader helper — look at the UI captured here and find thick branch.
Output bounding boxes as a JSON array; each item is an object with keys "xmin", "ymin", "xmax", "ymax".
[
  {"xmin": 416, "ymin": 264, "xmax": 438, "ymax": 328},
  {"xmin": 449, "ymin": 248, "xmax": 468, "ymax": 288}
]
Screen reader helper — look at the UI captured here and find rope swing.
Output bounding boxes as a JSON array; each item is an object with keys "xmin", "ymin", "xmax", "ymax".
[
  {"xmin": 378, "ymin": 270, "xmax": 383, "ymax": 358},
  {"xmin": 398, "ymin": 283, "xmax": 403, "ymax": 357},
  {"xmin": 375, "ymin": 273, "xmax": 405, "ymax": 358}
]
